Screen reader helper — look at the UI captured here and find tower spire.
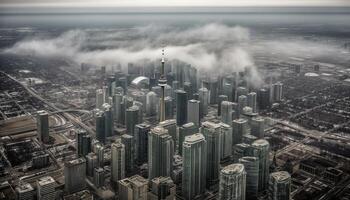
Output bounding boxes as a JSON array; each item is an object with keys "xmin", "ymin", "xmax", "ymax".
[{"xmin": 159, "ymin": 46, "xmax": 167, "ymax": 122}]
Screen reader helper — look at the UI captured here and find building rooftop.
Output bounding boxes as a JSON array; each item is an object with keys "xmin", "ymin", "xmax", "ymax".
[
  {"xmin": 270, "ymin": 171, "xmax": 291, "ymax": 182},
  {"xmin": 37, "ymin": 176, "xmax": 55, "ymax": 186},
  {"xmin": 222, "ymin": 164, "xmax": 245, "ymax": 175},
  {"xmin": 184, "ymin": 133, "xmax": 205, "ymax": 144},
  {"xmin": 252, "ymin": 139, "xmax": 269, "ymax": 147}
]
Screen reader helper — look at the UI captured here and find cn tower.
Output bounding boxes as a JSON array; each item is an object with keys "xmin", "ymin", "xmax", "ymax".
[{"xmin": 158, "ymin": 48, "xmax": 167, "ymax": 122}]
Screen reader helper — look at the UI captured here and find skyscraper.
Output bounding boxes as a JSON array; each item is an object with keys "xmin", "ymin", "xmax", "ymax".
[
  {"xmin": 159, "ymin": 119, "xmax": 177, "ymax": 148},
  {"xmin": 119, "ymin": 175, "xmax": 148, "ymax": 200},
  {"xmin": 257, "ymin": 88, "xmax": 270, "ymax": 110},
  {"xmin": 238, "ymin": 95, "xmax": 248, "ymax": 117},
  {"xmin": 37, "ymin": 110, "xmax": 49, "ymax": 143},
  {"xmin": 272, "ymin": 82, "xmax": 283, "ymax": 102},
  {"xmin": 247, "ymin": 92, "xmax": 257, "ymax": 113},
  {"xmin": 64, "ymin": 158, "xmax": 86, "ymax": 194},
  {"xmin": 252, "ymin": 139, "xmax": 270, "ymax": 192},
  {"xmin": 232, "ymin": 118, "xmax": 248, "ymax": 145},
  {"xmin": 187, "ymin": 99, "xmax": 200, "ymax": 127},
  {"xmin": 135, "ymin": 123, "xmax": 151, "ymax": 165},
  {"xmin": 86, "ymin": 152, "xmax": 98, "ymax": 177},
  {"xmin": 15, "ymin": 182, "xmax": 34, "ymax": 200},
  {"xmin": 200, "ymin": 121, "xmax": 221, "ymax": 188},
  {"xmin": 233, "ymin": 143, "xmax": 252, "ymax": 163},
  {"xmin": 111, "ymin": 139, "xmax": 125, "ymax": 184},
  {"xmin": 121, "ymin": 134, "xmax": 135, "ymax": 173},
  {"xmin": 95, "ymin": 110, "xmax": 106, "ymax": 144},
  {"xmin": 37, "ymin": 176, "xmax": 56, "ymax": 200},
  {"xmin": 76, "ymin": 129, "xmax": 91, "ymax": 157},
  {"xmin": 178, "ymin": 122, "xmax": 198, "ymax": 155},
  {"xmin": 96, "ymin": 89, "xmax": 104, "ymax": 109},
  {"xmin": 239, "ymin": 157, "xmax": 259, "ymax": 200},
  {"xmin": 148, "ymin": 126, "xmax": 174, "ymax": 179},
  {"xmin": 219, "ymin": 164, "xmax": 246, "ymax": 200},
  {"xmin": 219, "ymin": 122, "xmax": 232, "ymax": 162},
  {"xmin": 148, "ymin": 177, "xmax": 176, "ymax": 200},
  {"xmin": 175, "ymin": 90, "xmax": 188, "ymax": 126},
  {"xmin": 268, "ymin": 171, "xmax": 291, "ymax": 200},
  {"xmin": 198, "ymin": 87, "xmax": 209, "ymax": 118},
  {"xmin": 218, "ymin": 95, "xmax": 228, "ymax": 116},
  {"xmin": 251, "ymin": 117, "xmax": 265, "ymax": 139},
  {"xmin": 93, "ymin": 167, "xmax": 105, "ymax": 188},
  {"xmin": 221, "ymin": 101, "xmax": 233, "ymax": 126},
  {"xmin": 125, "ymin": 105, "xmax": 139, "ymax": 136},
  {"xmin": 146, "ymin": 91, "xmax": 158, "ymax": 116},
  {"xmin": 182, "ymin": 133, "xmax": 207, "ymax": 200},
  {"xmin": 102, "ymin": 103, "xmax": 113, "ymax": 137},
  {"xmin": 113, "ymin": 92, "xmax": 123, "ymax": 124}
]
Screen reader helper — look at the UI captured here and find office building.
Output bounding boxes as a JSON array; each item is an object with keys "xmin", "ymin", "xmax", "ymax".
[
  {"xmin": 178, "ymin": 122, "xmax": 198, "ymax": 155},
  {"xmin": 37, "ymin": 110, "xmax": 49, "ymax": 143},
  {"xmin": 148, "ymin": 126, "xmax": 174, "ymax": 179},
  {"xmin": 37, "ymin": 176, "xmax": 56, "ymax": 200},
  {"xmin": 76, "ymin": 129, "xmax": 91, "ymax": 157},
  {"xmin": 102, "ymin": 103, "xmax": 113, "ymax": 137},
  {"xmin": 94, "ymin": 167, "xmax": 105, "ymax": 188},
  {"xmin": 111, "ymin": 139, "xmax": 125, "ymax": 183},
  {"xmin": 159, "ymin": 119, "xmax": 177, "ymax": 148},
  {"xmin": 96, "ymin": 144, "xmax": 105, "ymax": 167},
  {"xmin": 252, "ymin": 139, "xmax": 270, "ymax": 192},
  {"xmin": 187, "ymin": 99, "xmax": 200, "ymax": 127},
  {"xmin": 219, "ymin": 123, "xmax": 232, "ymax": 162},
  {"xmin": 64, "ymin": 158, "xmax": 86, "ymax": 194},
  {"xmin": 198, "ymin": 87, "xmax": 209, "ymax": 118},
  {"xmin": 251, "ymin": 117, "xmax": 265, "ymax": 139},
  {"xmin": 175, "ymin": 90, "xmax": 188, "ymax": 126},
  {"xmin": 247, "ymin": 92, "xmax": 257, "ymax": 113},
  {"xmin": 31, "ymin": 151, "xmax": 49, "ymax": 169},
  {"xmin": 96, "ymin": 89, "xmax": 104, "ymax": 109},
  {"xmin": 233, "ymin": 143, "xmax": 252, "ymax": 162},
  {"xmin": 135, "ymin": 123, "xmax": 151, "ymax": 165},
  {"xmin": 182, "ymin": 133, "xmax": 207, "ymax": 200},
  {"xmin": 148, "ymin": 177, "xmax": 176, "ymax": 200},
  {"xmin": 219, "ymin": 164, "xmax": 246, "ymax": 200},
  {"xmin": 121, "ymin": 134, "xmax": 135, "ymax": 173},
  {"xmin": 218, "ymin": 95, "xmax": 228, "ymax": 116},
  {"xmin": 238, "ymin": 95, "xmax": 248, "ymax": 116},
  {"xmin": 118, "ymin": 175, "xmax": 148, "ymax": 200},
  {"xmin": 146, "ymin": 91, "xmax": 158, "ymax": 116},
  {"xmin": 113, "ymin": 92, "xmax": 123, "ymax": 124},
  {"xmin": 221, "ymin": 101, "xmax": 233, "ymax": 125},
  {"xmin": 15, "ymin": 182, "xmax": 34, "ymax": 200},
  {"xmin": 257, "ymin": 88, "xmax": 270, "ymax": 110},
  {"xmin": 232, "ymin": 119, "xmax": 248, "ymax": 145},
  {"xmin": 223, "ymin": 83, "xmax": 233, "ymax": 102},
  {"xmin": 200, "ymin": 121, "xmax": 221, "ymax": 188},
  {"xmin": 95, "ymin": 110, "xmax": 106, "ymax": 144},
  {"xmin": 239, "ymin": 157, "xmax": 259, "ymax": 200},
  {"xmin": 236, "ymin": 87, "xmax": 248, "ymax": 100},
  {"xmin": 125, "ymin": 105, "xmax": 139, "ymax": 136},
  {"xmin": 86, "ymin": 152, "xmax": 98, "ymax": 177},
  {"xmin": 164, "ymin": 96, "xmax": 174, "ymax": 120},
  {"xmin": 268, "ymin": 171, "xmax": 291, "ymax": 200},
  {"xmin": 273, "ymin": 82, "xmax": 283, "ymax": 102}
]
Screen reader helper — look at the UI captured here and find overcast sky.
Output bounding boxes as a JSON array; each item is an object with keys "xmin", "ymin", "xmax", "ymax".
[{"xmin": 2, "ymin": 0, "xmax": 350, "ymax": 7}]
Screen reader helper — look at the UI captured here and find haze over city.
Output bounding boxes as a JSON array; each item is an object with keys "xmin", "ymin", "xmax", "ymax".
[{"xmin": 0, "ymin": 1, "xmax": 349, "ymax": 200}]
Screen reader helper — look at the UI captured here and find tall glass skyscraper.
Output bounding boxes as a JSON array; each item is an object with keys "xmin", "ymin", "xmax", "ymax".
[
  {"xmin": 148, "ymin": 126, "xmax": 174, "ymax": 179},
  {"xmin": 252, "ymin": 139, "xmax": 270, "ymax": 192},
  {"xmin": 268, "ymin": 171, "xmax": 291, "ymax": 200},
  {"xmin": 219, "ymin": 163, "xmax": 246, "ymax": 200},
  {"xmin": 182, "ymin": 133, "xmax": 207, "ymax": 200}
]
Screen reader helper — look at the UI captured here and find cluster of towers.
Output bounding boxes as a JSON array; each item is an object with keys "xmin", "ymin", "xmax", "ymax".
[{"xmin": 54, "ymin": 48, "xmax": 291, "ymax": 200}]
